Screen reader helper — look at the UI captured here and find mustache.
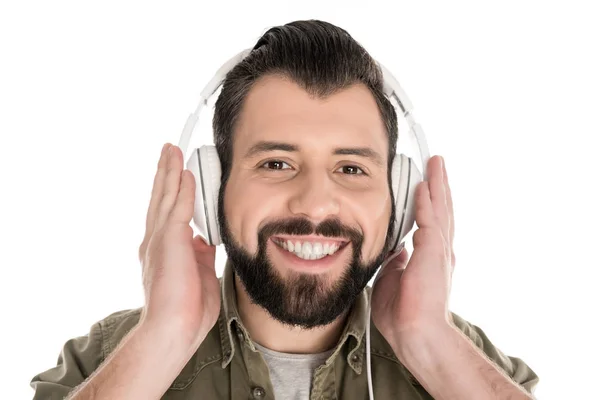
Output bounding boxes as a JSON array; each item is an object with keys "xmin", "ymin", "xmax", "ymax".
[{"xmin": 257, "ymin": 217, "xmax": 363, "ymax": 247}]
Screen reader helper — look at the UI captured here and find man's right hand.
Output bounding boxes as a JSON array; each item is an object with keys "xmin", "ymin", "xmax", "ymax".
[
  {"xmin": 66, "ymin": 144, "xmax": 221, "ymax": 400},
  {"xmin": 137, "ymin": 143, "xmax": 220, "ymax": 353}
]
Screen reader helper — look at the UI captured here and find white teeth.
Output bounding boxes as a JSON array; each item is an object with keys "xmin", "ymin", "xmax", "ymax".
[
  {"xmin": 301, "ymin": 242, "xmax": 312, "ymax": 254},
  {"xmin": 273, "ymin": 238, "xmax": 344, "ymax": 260},
  {"xmin": 328, "ymin": 244, "xmax": 338, "ymax": 255},
  {"xmin": 313, "ymin": 242, "xmax": 323, "ymax": 255}
]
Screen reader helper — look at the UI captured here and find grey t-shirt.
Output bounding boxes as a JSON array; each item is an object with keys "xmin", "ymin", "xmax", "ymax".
[{"xmin": 253, "ymin": 341, "xmax": 335, "ymax": 400}]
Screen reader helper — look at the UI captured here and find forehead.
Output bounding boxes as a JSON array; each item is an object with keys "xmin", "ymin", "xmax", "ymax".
[{"xmin": 233, "ymin": 75, "xmax": 389, "ymax": 155}]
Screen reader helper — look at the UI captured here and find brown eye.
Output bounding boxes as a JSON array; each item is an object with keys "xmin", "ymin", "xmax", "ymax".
[
  {"xmin": 261, "ymin": 160, "xmax": 291, "ymax": 170},
  {"xmin": 338, "ymin": 165, "xmax": 365, "ymax": 175}
]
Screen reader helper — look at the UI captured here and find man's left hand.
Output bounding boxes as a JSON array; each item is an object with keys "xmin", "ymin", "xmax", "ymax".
[{"xmin": 371, "ymin": 155, "xmax": 456, "ymax": 356}]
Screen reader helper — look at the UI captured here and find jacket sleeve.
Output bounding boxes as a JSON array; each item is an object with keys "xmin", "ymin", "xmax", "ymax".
[
  {"xmin": 30, "ymin": 321, "xmax": 105, "ymax": 400},
  {"xmin": 451, "ymin": 312, "xmax": 540, "ymax": 396}
]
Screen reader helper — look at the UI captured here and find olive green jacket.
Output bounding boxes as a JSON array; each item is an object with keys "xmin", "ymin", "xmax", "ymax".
[{"xmin": 31, "ymin": 261, "xmax": 539, "ymax": 399}]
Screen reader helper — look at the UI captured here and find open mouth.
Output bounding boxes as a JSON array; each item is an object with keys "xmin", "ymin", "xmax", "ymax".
[{"xmin": 271, "ymin": 236, "xmax": 349, "ymax": 261}]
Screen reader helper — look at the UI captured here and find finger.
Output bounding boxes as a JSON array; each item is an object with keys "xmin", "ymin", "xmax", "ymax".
[
  {"xmin": 414, "ymin": 180, "xmax": 436, "ymax": 229},
  {"xmin": 156, "ymin": 145, "xmax": 184, "ymax": 229},
  {"xmin": 169, "ymin": 169, "xmax": 196, "ymax": 224},
  {"xmin": 381, "ymin": 246, "xmax": 409, "ymax": 271},
  {"xmin": 140, "ymin": 143, "xmax": 172, "ymax": 262},
  {"xmin": 374, "ymin": 247, "xmax": 408, "ymax": 286},
  {"xmin": 145, "ymin": 143, "xmax": 172, "ymax": 234},
  {"xmin": 441, "ymin": 158, "xmax": 455, "ymax": 268},
  {"xmin": 428, "ymin": 156, "xmax": 449, "ymax": 236},
  {"xmin": 441, "ymin": 157, "xmax": 455, "ymax": 246},
  {"xmin": 192, "ymin": 234, "xmax": 210, "ymax": 252}
]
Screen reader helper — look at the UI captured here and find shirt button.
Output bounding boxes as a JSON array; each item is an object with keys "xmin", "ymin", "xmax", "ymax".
[
  {"xmin": 351, "ymin": 354, "xmax": 359, "ymax": 362},
  {"xmin": 252, "ymin": 386, "xmax": 266, "ymax": 398}
]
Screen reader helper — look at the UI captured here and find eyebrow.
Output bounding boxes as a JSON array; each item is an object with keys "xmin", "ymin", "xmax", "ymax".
[
  {"xmin": 245, "ymin": 140, "xmax": 384, "ymax": 167},
  {"xmin": 244, "ymin": 141, "xmax": 299, "ymax": 158},
  {"xmin": 333, "ymin": 147, "xmax": 384, "ymax": 167}
]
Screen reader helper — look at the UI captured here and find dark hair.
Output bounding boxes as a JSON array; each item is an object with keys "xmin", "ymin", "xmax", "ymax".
[
  {"xmin": 213, "ymin": 19, "xmax": 398, "ymax": 181},
  {"xmin": 214, "ymin": 20, "xmax": 398, "ymax": 244}
]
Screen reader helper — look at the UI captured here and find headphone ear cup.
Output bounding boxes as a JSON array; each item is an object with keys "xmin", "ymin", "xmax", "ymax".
[
  {"xmin": 391, "ymin": 154, "xmax": 423, "ymax": 251},
  {"xmin": 186, "ymin": 145, "xmax": 222, "ymax": 246}
]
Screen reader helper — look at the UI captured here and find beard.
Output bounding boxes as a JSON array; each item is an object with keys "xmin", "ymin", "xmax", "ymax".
[{"xmin": 219, "ymin": 214, "xmax": 394, "ymax": 329}]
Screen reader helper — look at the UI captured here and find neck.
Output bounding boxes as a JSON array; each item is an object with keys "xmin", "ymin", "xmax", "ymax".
[{"xmin": 234, "ymin": 274, "xmax": 348, "ymax": 354}]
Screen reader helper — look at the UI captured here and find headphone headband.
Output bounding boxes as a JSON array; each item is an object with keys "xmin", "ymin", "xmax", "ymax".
[{"xmin": 178, "ymin": 48, "xmax": 430, "ymax": 179}]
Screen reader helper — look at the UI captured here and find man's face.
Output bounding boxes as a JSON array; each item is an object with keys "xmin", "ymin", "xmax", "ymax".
[{"xmin": 220, "ymin": 75, "xmax": 393, "ymax": 329}]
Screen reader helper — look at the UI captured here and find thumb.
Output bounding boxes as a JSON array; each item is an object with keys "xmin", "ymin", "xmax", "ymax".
[
  {"xmin": 192, "ymin": 234, "xmax": 217, "ymax": 270},
  {"xmin": 192, "ymin": 234, "xmax": 209, "ymax": 249},
  {"xmin": 372, "ymin": 246, "xmax": 409, "ymax": 290},
  {"xmin": 381, "ymin": 246, "xmax": 409, "ymax": 271}
]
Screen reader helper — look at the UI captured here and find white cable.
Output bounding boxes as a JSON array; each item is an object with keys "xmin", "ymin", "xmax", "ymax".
[
  {"xmin": 367, "ymin": 244, "xmax": 405, "ymax": 400},
  {"xmin": 366, "ymin": 305, "xmax": 375, "ymax": 400},
  {"xmin": 365, "ymin": 69, "xmax": 429, "ymax": 400}
]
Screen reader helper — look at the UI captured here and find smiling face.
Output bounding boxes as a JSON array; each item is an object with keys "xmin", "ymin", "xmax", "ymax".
[{"xmin": 219, "ymin": 74, "xmax": 394, "ymax": 328}]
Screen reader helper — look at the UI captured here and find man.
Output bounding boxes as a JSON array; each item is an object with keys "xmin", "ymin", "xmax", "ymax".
[{"xmin": 31, "ymin": 20, "xmax": 539, "ymax": 399}]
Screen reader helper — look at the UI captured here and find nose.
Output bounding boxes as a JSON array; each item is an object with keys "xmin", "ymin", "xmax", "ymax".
[{"xmin": 287, "ymin": 169, "xmax": 340, "ymax": 223}]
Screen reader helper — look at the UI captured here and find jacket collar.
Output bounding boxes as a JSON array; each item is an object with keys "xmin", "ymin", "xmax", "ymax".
[{"xmin": 217, "ymin": 259, "xmax": 370, "ymax": 374}]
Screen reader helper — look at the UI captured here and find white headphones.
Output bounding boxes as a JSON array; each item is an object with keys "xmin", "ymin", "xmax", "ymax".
[{"xmin": 178, "ymin": 48, "xmax": 431, "ymax": 253}]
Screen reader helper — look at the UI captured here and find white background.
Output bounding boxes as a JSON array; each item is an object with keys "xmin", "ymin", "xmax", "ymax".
[{"xmin": 1, "ymin": 0, "xmax": 598, "ymax": 398}]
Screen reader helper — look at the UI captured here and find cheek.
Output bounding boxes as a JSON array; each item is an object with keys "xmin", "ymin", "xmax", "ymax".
[
  {"xmin": 346, "ymin": 189, "xmax": 392, "ymax": 257},
  {"xmin": 224, "ymin": 176, "xmax": 285, "ymax": 253}
]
